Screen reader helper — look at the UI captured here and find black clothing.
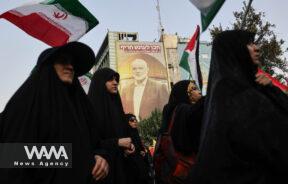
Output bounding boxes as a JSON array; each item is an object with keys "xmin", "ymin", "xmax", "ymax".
[
  {"xmin": 127, "ymin": 128, "xmax": 151, "ymax": 184},
  {"xmin": 88, "ymin": 68, "xmax": 130, "ymax": 184},
  {"xmin": 170, "ymin": 99, "xmax": 204, "ymax": 155},
  {"xmin": 36, "ymin": 41, "xmax": 96, "ymax": 76},
  {"xmin": 124, "ymin": 113, "xmax": 151, "ymax": 184},
  {"xmin": 124, "ymin": 114, "xmax": 145, "ymax": 153},
  {"xmin": 190, "ymin": 30, "xmax": 288, "ymax": 184},
  {"xmin": 156, "ymin": 80, "xmax": 204, "ymax": 184},
  {"xmin": 88, "ymin": 68, "xmax": 127, "ymax": 140},
  {"xmin": 129, "ymin": 127, "xmax": 145, "ymax": 154},
  {"xmin": 160, "ymin": 80, "xmax": 191, "ymax": 134},
  {"xmin": 0, "ymin": 48, "xmax": 104, "ymax": 184},
  {"xmin": 160, "ymin": 80, "xmax": 204, "ymax": 155}
]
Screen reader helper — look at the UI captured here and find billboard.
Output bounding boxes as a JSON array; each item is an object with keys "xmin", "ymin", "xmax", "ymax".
[{"xmin": 116, "ymin": 42, "xmax": 169, "ymax": 120}]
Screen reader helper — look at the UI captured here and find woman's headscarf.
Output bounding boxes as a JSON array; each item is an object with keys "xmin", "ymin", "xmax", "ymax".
[
  {"xmin": 0, "ymin": 43, "xmax": 99, "ymax": 184},
  {"xmin": 125, "ymin": 113, "xmax": 136, "ymax": 124},
  {"xmin": 161, "ymin": 80, "xmax": 191, "ymax": 131},
  {"xmin": 88, "ymin": 68, "xmax": 131, "ymax": 184},
  {"xmin": 192, "ymin": 30, "xmax": 288, "ymax": 183},
  {"xmin": 200, "ymin": 30, "xmax": 257, "ymax": 142},
  {"xmin": 201, "ymin": 30, "xmax": 288, "ymax": 142},
  {"xmin": 88, "ymin": 68, "xmax": 128, "ymax": 139}
]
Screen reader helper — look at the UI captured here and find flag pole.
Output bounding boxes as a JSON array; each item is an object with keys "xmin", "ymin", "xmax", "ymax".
[{"xmin": 240, "ymin": 0, "xmax": 254, "ymax": 29}]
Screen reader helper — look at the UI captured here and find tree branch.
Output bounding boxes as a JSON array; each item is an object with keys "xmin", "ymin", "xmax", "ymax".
[{"xmin": 240, "ymin": 0, "xmax": 254, "ymax": 29}]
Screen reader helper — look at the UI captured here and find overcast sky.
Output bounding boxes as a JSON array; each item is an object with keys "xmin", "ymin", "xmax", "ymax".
[{"xmin": 1, "ymin": 0, "xmax": 288, "ymax": 111}]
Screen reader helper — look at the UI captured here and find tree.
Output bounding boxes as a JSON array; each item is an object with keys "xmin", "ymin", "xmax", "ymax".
[
  {"xmin": 210, "ymin": 0, "xmax": 288, "ymax": 84},
  {"xmin": 138, "ymin": 109, "xmax": 162, "ymax": 146}
]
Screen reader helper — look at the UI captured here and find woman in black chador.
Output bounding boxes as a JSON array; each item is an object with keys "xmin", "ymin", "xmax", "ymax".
[
  {"xmin": 88, "ymin": 68, "xmax": 135, "ymax": 184},
  {"xmin": 155, "ymin": 80, "xmax": 205, "ymax": 184},
  {"xmin": 190, "ymin": 30, "xmax": 288, "ymax": 184},
  {"xmin": 161, "ymin": 80, "xmax": 204, "ymax": 154},
  {"xmin": 0, "ymin": 42, "xmax": 109, "ymax": 184},
  {"xmin": 125, "ymin": 113, "xmax": 153, "ymax": 184}
]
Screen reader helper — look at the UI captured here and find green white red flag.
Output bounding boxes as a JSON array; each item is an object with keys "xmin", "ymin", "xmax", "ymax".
[
  {"xmin": 0, "ymin": 0, "xmax": 98, "ymax": 46},
  {"xmin": 179, "ymin": 25, "xmax": 203, "ymax": 90},
  {"xmin": 79, "ymin": 72, "xmax": 92, "ymax": 94},
  {"xmin": 189, "ymin": 0, "xmax": 225, "ymax": 31}
]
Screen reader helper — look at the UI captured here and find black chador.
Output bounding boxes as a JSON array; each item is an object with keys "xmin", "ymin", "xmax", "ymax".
[
  {"xmin": 160, "ymin": 80, "xmax": 204, "ymax": 155},
  {"xmin": 190, "ymin": 30, "xmax": 288, "ymax": 184},
  {"xmin": 0, "ymin": 42, "xmax": 107, "ymax": 184},
  {"xmin": 88, "ymin": 68, "xmax": 131, "ymax": 184}
]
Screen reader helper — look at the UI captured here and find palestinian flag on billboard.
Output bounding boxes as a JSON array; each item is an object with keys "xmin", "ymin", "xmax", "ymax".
[
  {"xmin": 189, "ymin": 0, "xmax": 225, "ymax": 31},
  {"xmin": 0, "ymin": 0, "xmax": 98, "ymax": 46},
  {"xmin": 179, "ymin": 25, "xmax": 203, "ymax": 90}
]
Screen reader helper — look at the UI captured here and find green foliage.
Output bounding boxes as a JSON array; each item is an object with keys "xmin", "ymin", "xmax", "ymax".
[
  {"xmin": 210, "ymin": 0, "xmax": 288, "ymax": 84},
  {"xmin": 138, "ymin": 109, "xmax": 162, "ymax": 146}
]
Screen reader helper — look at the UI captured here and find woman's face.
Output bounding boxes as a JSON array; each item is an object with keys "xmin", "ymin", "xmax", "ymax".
[
  {"xmin": 54, "ymin": 62, "xmax": 74, "ymax": 84},
  {"xmin": 128, "ymin": 116, "xmax": 138, "ymax": 128},
  {"xmin": 187, "ymin": 82, "xmax": 202, "ymax": 104},
  {"xmin": 105, "ymin": 76, "xmax": 118, "ymax": 94},
  {"xmin": 247, "ymin": 43, "xmax": 260, "ymax": 65}
]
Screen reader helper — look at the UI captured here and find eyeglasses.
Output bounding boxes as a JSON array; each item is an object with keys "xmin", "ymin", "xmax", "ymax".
[{"xmin": 129, "ymin": 117, "xmax": 137, "ymax": 122}]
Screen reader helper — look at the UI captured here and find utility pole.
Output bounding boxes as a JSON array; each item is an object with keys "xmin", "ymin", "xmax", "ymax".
[
  {"xmin": 240, "ymin": 0, "xmax": 254, "ymax": 29},
  {"xmin": 155, "ymin": 0, "xmax": 171, "ymax": 90},
  {"xmin": 156, "ymin": 0, "xmax": 164, "ymax": 39}
]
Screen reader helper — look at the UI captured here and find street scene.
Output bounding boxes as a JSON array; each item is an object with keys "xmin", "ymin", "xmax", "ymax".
[{"xmin": 0, "ymin": 0, "xmax": 288, "ymax": 183}]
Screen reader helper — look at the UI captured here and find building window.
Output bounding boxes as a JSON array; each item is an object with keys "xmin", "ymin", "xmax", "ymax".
[{"xmin": 118, "ymin": 33, "xmax": 137, "ymax": 41}]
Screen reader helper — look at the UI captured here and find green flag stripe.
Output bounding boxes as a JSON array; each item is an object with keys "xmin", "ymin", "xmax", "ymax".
[
  {"xmin": 179, "ymin": 51, "xmax": 191, "ymax": 75},
  {"xmin": 85, "ymin": 72, "xmax": 93, "ymax": 79},
  {"xmin": 41, "ymin": 0, "xmax": 98, "ymax": 31},
  {"xmin": 201, "ymin": 0, "xmax": 225, "ymax": 31}
]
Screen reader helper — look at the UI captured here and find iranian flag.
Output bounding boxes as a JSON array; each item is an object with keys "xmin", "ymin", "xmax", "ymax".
[
  {"xmin": 189, "ymin": 0, "xmax": 225, "ymax": 31},
  {"xmin": 0, "ymin": 0, "xmax": 98, "ymax": 46},
  {"xmin": 179, "ymin": 25, "xmax": 203, "ymax": 90},
  {"xmin": 78, "ymin": 72, "xmax": 92, "ymax": 94}
]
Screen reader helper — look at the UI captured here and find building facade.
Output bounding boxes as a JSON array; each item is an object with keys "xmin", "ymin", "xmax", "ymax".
[
  {"xmin": 94, "ymin": 31, "xmax": 211, "ymax": 88},
  {"xmin": 92, "ymin": 31, "xmax": 211, "ymax": 119}
]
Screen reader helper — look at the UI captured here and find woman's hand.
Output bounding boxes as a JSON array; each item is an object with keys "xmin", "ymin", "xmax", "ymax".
[
  {"xmin": 92, "ymin": 155, "xmax": 109, "ymax": 181},
  {"xmin": 118, "ymin": 137, "xmax": 132, "ymax": 149},
  {"xmin": 124, "ymin": 143, "xmax": 135, "ymax": 156},
  {"xmin": 255, "ymin": 73, "xmax": 272, "ymax": 86}
]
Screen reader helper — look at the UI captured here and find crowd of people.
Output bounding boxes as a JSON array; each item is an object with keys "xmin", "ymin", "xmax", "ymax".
[{"xmin": 0, "ymin": 30, "xmax": 288, "ymax": 184}]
